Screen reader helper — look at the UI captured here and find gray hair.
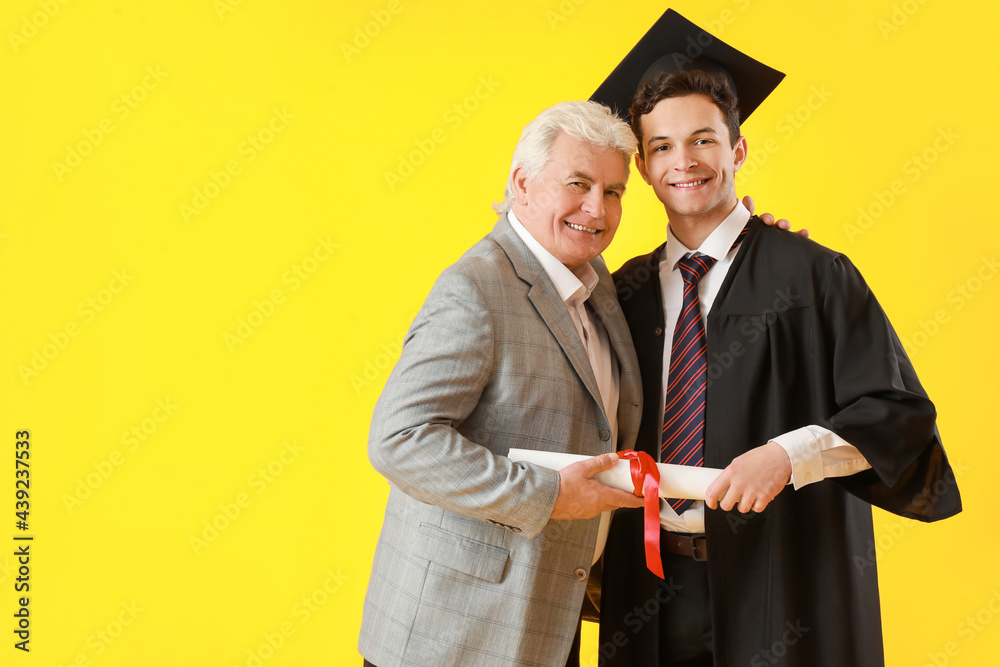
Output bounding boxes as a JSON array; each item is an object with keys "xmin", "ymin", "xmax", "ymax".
[{"xmin": 493, "ymin": 101, "xmax": 636, "ymax": 215}]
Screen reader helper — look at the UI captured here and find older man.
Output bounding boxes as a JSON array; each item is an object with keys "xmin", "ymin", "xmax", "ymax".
[{"xmin": 358, "ymin": 100, "xmax": 646, "ymax": 667}]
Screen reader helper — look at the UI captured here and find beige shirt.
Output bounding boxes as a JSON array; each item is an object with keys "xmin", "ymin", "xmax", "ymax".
[{"xmin": 508, "ymin": 212, "xmax": 621, "ymax": 562}]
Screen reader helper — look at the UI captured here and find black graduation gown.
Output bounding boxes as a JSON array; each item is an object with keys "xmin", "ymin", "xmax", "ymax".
[{"xmin": 599, "ymin": 217, "xmax": 961, "ymax": 667}]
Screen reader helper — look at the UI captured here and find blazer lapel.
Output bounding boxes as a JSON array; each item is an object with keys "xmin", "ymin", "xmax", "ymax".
[{"xmin": 492, "ymin": 216, "xmax": 606, "ymax": 414}]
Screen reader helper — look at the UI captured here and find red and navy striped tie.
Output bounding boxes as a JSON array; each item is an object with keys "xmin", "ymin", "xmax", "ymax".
[{"xmin": 662, "ymin": 225, "xmax": 748, "ymax": 513}]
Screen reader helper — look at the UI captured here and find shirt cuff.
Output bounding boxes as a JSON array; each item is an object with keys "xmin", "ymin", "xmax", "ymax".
[
  {"xmin": 770, "ymin": 425, "xmax": 872, "ymax": 490},
  {"xmin": 770, "ymin": 426, "xmax": 829, "ymax": 490}
]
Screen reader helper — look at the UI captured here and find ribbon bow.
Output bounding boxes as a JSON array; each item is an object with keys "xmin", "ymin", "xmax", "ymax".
[{"xmin": 617, "ymin": 450, "xmax": 663, "ymax": 579}]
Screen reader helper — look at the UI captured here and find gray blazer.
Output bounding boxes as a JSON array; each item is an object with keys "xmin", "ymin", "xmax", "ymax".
[{"xmin": 359, "ymin": 216, "xmax": 642, "ymax": 667}]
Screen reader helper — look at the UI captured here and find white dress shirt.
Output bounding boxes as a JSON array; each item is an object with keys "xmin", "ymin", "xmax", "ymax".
[{"xmin": 657, "ymin": 201, "xmax": 871, "ymax": 533}]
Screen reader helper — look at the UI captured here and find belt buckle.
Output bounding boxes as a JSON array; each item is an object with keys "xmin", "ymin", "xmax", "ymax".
[{"xmin": 691, "ymin": 535, "xmax": 707, "ymax": 561}]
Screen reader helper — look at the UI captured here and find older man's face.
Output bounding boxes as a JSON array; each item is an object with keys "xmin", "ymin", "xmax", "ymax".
[{"xmin": 513, "ymin": 133, "xmax": 627, "ymax": 269}]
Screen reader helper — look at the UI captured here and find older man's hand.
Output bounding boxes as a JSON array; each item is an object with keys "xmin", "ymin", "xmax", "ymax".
[
  {"xmin": 550, "ymin": 453, "xmax": 644, "ymax": 520},
  {"xmin": 743, "ymin": 195, "xmax": 809, "ymax": 238}
]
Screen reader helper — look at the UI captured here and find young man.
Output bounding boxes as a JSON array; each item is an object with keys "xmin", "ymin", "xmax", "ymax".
[{"xmin": 593, "ymin": 11, "xmax": 961, "ymax": 667}]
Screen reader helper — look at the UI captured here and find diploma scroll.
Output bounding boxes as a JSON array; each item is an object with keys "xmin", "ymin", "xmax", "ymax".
[{"xmin": 508, "ymin": 449, "xmax": 723, "ymax": 500}]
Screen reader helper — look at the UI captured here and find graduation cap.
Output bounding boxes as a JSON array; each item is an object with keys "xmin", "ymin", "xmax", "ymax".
[{"xmin": 590, "ymin": 8, "xmax": 785, "ymax": 125}]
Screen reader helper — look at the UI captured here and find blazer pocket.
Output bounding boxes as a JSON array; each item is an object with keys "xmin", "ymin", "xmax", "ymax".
[{"xmin": 416, "ymin": 522, "xmax": 510, "ymax": 583}]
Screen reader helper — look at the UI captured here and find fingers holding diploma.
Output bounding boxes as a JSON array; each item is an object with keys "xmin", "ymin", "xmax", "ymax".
[
  {"xmin": 704, "ymin": 441, "xmax": 792, "ymax": 513},
  {"xmin": 548, "ymin": 453, "xmax": 645, "ymax": 520},
  {"xmin": 511, "ymin": 444, "xmax": 793, "ymax": 518},
  {"xmin": 508, "ymin": 449, "xmax": 724, "ymax": 509}
]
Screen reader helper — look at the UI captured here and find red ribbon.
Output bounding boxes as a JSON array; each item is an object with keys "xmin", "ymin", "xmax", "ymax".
[{"xmin": 617, "ymin": 450, "xmax": 664, "ymax": 579}]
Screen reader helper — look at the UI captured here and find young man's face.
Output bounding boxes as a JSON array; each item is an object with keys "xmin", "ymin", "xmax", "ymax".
[
  {"xmin": 513, "ymin": 132, "xmax": 627, "ymax": 269},
  {"xmin": 636, "ymin": 93, "xmax": 747, "ymax": 228}
]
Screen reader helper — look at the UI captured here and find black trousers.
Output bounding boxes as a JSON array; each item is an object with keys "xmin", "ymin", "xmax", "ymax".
[{"xmin": 653, "ymin": 551, "xmax": 713, "ymax": 666}]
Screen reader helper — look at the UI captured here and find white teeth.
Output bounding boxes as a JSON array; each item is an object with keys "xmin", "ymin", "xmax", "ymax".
[
  {"xmin": 673, "ymin": 179, "xmax": 708, "ymax": 188},
  {"xmin": 566, "ymin": 222, "xmax": 598, "ymax": 233}
]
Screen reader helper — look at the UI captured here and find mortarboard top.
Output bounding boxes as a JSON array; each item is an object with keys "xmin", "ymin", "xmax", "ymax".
[{"xmin": 590, "ymin": 8, "xmax": 785, "ymax": 125}]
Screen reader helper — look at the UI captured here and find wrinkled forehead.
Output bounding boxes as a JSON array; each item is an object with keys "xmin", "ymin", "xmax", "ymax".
[{"xmin": 545, "ymin": 133, "xmax": 629, "ymax": 181}]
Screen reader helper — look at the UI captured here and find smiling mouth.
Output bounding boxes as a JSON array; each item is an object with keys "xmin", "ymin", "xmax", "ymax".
[
  {"xmin": 671, "ymin": 179, "xmax": 710, "ymax": 189},
  {"xmin": 565, "ymin": 221, "xmax": 599, "ymax": 234}
]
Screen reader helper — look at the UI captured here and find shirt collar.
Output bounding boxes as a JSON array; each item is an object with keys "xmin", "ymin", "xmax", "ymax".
[
  {"xmin": 507, "ymin": 211, "xmax": 599, "ymax": 304},
  {"xmin": 664, "ymin": 200, "xmax": 751, "ymax": 270}
]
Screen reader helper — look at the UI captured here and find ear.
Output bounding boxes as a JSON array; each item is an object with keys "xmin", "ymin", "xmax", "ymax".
[
  {"xmin": 732, "ymin": 136, "xmax": 748, "ymax": 173},
  {"xmin": 634, "ymin": 152, "xmax": 651, "ymax": 185},
  {"xmin": 512, "ymin": 165, "xmax": 531, "ymax": 205}
]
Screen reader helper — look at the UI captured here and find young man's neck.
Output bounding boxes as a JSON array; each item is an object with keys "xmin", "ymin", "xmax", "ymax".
[{"xmin": 666, "ymin": 199, "xmax": 740, "ymax": 250}]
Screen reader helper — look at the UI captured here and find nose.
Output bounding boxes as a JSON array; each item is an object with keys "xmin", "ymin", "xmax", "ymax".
[
  {"xmin": 673, "ymin": 145, "xmax": 698, "ymax": 170},
  {"xmin": 581, "ymin": 187, "xmax": 605, "ymax": 218}
]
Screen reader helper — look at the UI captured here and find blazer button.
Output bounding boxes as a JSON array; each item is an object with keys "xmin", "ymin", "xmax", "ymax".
[
  {"xmin": 511, "ymin": 526, "xmax": 522, "ymax": 533},
  {"xmin": 654, "ymin": 326, "xmax": 663, "ymax": 336},
  {"xmin": 574, "ymin": 568, "xmax": 588, "ymax": 581},
  {"xmin": 599, "ymin": 428, "xmax": 610, "ymax": 441}
]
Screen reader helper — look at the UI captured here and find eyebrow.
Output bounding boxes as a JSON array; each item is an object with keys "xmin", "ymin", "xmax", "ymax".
[
  {"xmin": 567, "ymin": 171, "xmax": 626, "ymax": 193},
  {"xmin": 646, "ymin": 127, "xmax": 719, "ymax": 144}
]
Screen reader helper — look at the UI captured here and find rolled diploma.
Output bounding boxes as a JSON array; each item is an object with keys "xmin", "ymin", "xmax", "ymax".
[{"xmin": 508, "ymin": 449, "xmax": 722, "ymax": 500}]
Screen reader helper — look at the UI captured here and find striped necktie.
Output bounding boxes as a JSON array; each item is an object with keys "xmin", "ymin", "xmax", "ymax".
[{"xmin": 661, "ymin": 224, "xmax": 748, "ymax": 513}]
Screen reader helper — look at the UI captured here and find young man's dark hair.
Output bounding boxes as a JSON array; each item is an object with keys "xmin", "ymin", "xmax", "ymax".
[{"xmin": 630, "ymin": 69, "xmax": 741, "ymax": 156}]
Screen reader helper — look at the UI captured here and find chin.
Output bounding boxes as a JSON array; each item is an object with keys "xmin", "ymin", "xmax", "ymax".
[{"xmin": 666, "ymin": 202, "xmax": 705, "ymax": 217}]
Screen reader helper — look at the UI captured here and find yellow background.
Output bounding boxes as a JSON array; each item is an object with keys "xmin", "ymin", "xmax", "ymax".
[{"xmin": 1, "ymin": 0, "xmax": 997, "ymax": 665}]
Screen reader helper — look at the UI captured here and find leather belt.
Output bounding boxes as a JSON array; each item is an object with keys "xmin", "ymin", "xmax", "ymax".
[{"xmin": 661, "ymin": 532, "xmax": 707, "ymax": 561}]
